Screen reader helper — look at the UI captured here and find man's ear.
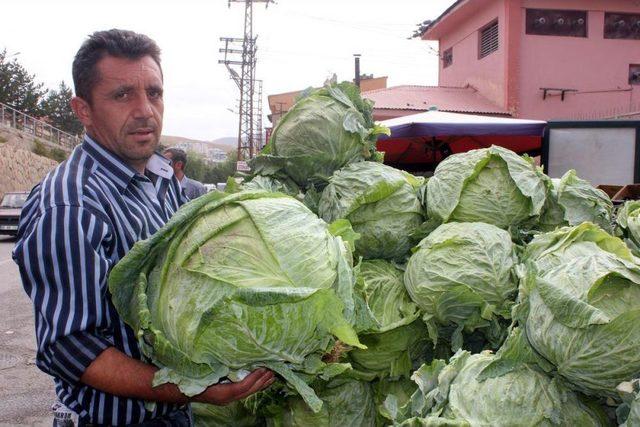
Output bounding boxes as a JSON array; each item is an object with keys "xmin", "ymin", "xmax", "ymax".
[{"xmin": 70, "ymin": 96, "xmax": 92, "ymax": 128}]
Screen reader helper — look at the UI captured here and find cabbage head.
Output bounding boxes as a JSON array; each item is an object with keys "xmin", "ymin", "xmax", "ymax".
[
  {"xmin": 349, "ymin": 260, "xmax": 430, "ymax": 379},
  {"xmin": 192, "ymin": 401, "xmax": 259, "ymax": 427},
  {"xmin": 250, "ymin": 81, "xmax": 389, "ymax": 188},
  {"xmin": 404, "ymin": 222, "xmax": 518, "ymax": 349},
  {"xmin": 108, "ymin": 191, "xmax": 364, "ymax": 412},
  {"xmin": 512, "ymin": 224, "xmax": 640, "ymax": 398},
  {"xmin": 318, "ymin": 162, "xmax": 424, "ymax": 261},
  {"xmin": 426, "ymin": 146, "xmax": 546, "ymax": 230},
  {"xmin": 522, "ymin": 222, "xmax": 636, "ymax": 271},
  {"xmin": 538, "ymin": 170, "xmax": 613, "ymax": 232},
  {"xmin": 397, "ymin": 351, "xmax": 606, "ymax": 427},
  {"xmin": 617, "ymin": 201, "xmax": 640, "ymax": 256},
  {"xmin": 275, "ymin": 377, "xmax": 377, "ymax": 427}
]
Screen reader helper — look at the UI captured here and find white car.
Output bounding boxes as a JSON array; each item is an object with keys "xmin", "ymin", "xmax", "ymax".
[{"xmin": 0, "ymin": 191, "xmax": 29, "ymax": 237}]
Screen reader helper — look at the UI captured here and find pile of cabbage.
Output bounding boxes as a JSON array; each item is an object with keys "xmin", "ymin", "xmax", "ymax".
[{"xmin": 109, "ymin": 80, "xmax": 640, "ymax": 426}]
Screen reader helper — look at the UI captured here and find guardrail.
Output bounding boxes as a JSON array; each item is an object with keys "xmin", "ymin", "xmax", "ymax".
[{"xmin": 0, "ymin": 102, "xmax": 82, "ymax": 150}]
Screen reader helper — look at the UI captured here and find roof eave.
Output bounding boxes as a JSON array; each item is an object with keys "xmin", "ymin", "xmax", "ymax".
[{"xmin": 420, "ymin": 0, "xmax": 471, "ymax": 40}]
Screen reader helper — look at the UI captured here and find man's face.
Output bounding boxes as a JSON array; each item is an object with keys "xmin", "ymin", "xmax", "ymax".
[{"xmin": 73, "ymin": 55, "xmax": 164, "ymax": 171}]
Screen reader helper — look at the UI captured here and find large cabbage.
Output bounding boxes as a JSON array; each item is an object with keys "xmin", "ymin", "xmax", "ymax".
[
  {"xmin": 349, "ymin": 260, "xmax": 430, "ymax": 379},
  {"xmin": 539, "ymin": 170, "xmax": 613, "ymax": 232},
  {"xmin": 404, "ymin": 222, "xmax": 518, "ymax": 349},
  {"xmin": 617, "ymin": 200, "xmax": 640, "ymax": 256},
  {"xmin": 513, "ymin": 224, "xmax": 640, "ymax": 398},
  {"xmin": 318, "ymin": 162, "xmax": 424, "ymax": 261},
  {"xmin": 395, "ymin": 351, "xmax": 605, "ymax": 427},
  {"xmin": 250, "ymin": 81, "xmax": 388, "ymax": 188},
  {"xmin": 108, "ymin": 191, "xmax": 364, "ymax": 412},
  {"xmin": 426, "ymin": 146, "xmax": 546, "ymax": 230},
  {"xmin": 274, "ymin": 377, "xmax": 377, "ymax": 427}
]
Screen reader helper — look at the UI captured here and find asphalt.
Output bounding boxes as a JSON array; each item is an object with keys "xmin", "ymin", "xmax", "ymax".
[{"xmin": 0, "ymin": 235, "xmax": 56, "ymax": 426}]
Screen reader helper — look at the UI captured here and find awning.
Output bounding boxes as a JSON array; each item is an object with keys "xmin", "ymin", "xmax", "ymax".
[{"xmin": 379, "ymin": 110, "xmax": 547, "ymax": 139}]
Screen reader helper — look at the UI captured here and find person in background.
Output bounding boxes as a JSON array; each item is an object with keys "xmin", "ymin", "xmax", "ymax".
[
  {"xmin": 163, "ymin": 147, "xmax": 207, "ymax": 200},
  {"xmin": 12, "ymin": 28, "xmax": 273, "ymax": 427}
]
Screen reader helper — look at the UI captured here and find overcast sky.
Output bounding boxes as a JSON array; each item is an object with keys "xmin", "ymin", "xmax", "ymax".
[{"xmin": 1, "ymin": 0, "xmax": 454, "ymax": 141}]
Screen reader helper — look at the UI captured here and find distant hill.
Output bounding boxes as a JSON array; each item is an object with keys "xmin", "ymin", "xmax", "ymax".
[
  {"xmin": 160, "ymin": 135, "xmax": 236, "ymax": 153},
  {"xmin": 210, "ymin": 137, "xmax": 237, "ymax": 149}
]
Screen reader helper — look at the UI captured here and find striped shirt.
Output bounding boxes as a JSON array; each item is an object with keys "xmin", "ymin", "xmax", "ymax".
[{"xmin": 12, "ymin": 135, "xmax": 187, "ymax": 425}]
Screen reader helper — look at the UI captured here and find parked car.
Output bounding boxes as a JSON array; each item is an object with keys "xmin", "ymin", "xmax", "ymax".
[
  {"xmin": 0, "ymin": 191, "xmax": 29, "ymax": 237},
  {"xmin": 203, "ymin": 183, "xmax": 217, "ymax": 193}
]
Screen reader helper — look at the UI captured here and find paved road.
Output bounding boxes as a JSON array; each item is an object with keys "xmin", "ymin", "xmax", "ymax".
[{"xmin": 0, "ymin": 235, "xmax": 55, "ymax": 426}]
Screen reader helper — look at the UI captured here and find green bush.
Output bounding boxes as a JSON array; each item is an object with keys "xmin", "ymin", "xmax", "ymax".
[
  {"xmin": 32, "ymin": 139, "xmax": 48, "ymax": 156},
  {"xmin": 183, "ymin": 150, "xmax": 238, "ymax": 184},
  {"xmin": 32, "ymin": 138, "xmax": 68, "ymax": 163},
  {"xmin": 50, "ymin": 147, "xmax": 67, "ymax": 162}
]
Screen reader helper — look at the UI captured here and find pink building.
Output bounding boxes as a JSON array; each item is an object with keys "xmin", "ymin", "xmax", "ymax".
[{"xmin": 421, "ymin": 0, "xmax": 640, "ymax": 120}]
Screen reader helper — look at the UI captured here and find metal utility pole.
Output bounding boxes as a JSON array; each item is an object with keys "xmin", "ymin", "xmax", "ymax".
[
  {"xmin": 219, "ymin": 0, "xmax": 273, "ymax": 168},
  {"xmin": 253, "ymin": 79, "xmax": 264, "ymax": 150},
  {"xmin": 354, "ymin": 54, "xmax": 361, "ymax": 88}
]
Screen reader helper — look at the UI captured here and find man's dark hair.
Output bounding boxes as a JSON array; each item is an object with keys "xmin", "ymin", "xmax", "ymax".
[
  {"xmin": 72, "ymin": 29, "xmax": 162, "ymax": 103},
  {"xmin": 164, "ymin": 147, "xmax": 187, "ymax": 167}
]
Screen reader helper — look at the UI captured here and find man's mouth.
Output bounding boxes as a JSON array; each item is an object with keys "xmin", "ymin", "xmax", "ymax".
[{"xmin": 129, "ymin": 128, "xmax": 156, "ymax": 141}]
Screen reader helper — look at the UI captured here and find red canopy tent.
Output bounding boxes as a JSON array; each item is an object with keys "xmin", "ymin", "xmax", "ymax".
[{"xmin": 377, "ymin": 111, "xmax": 547, "ymax": 170}]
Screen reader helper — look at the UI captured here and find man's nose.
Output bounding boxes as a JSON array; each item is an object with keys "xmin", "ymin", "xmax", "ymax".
[{"xmin": 132, "ymin": 93, "xmax": 154, "ymax": 119}]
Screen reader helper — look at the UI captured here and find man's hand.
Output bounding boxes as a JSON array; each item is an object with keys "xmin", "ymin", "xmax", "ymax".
[
  {"xmin": 81, "ymin": 347, "xmax": 275, "ymax": 406},
  {"xmin": 192, "ymin": 368, "xmax": 275, "ymax": 405}
]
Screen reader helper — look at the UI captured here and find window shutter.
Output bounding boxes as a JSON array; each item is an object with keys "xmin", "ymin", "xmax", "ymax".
[{"xmin": 479, "ymin": 21, "xmax": 499, "ymax": 59}]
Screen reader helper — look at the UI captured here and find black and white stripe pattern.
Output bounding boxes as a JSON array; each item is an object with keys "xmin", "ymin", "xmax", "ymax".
[{"xmin": 13, "ymin": 135, "xmax": 187, "ymax": 425}]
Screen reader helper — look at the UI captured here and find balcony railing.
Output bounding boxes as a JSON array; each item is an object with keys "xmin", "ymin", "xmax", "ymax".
[{"xmin": 0, "ymin": 102, "xmax": 82, "ymax": 150}]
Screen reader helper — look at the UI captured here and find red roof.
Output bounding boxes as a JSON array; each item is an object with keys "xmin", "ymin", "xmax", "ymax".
[{"xmin": 363, "ymin": 85, "xmax": 509, "ymax": 116}]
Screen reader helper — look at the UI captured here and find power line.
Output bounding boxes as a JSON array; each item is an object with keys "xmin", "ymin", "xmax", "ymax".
[{"xmin": 219, "ymin": 0, "xmax": 274, "ymax": 165}]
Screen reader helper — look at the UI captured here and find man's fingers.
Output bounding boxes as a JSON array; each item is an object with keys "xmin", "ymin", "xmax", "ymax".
[
  {"xmin": 232, "ymin": 370, "xmax": 276, "ymax": 400},
  {"xmin": 202, "ymin": 369, "xmax": 277, "ymax": 405}
]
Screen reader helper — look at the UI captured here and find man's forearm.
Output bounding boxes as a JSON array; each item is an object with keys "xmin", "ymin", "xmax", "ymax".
[{"xmin": 80, "ymin": 347, "xmax": 189, "ymax": 404}]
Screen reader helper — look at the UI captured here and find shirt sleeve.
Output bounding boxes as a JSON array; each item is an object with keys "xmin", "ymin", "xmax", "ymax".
[
  {"xmin": 196, "ymin": 182, "xmax": 207, "ymax": 198},
  {"xmin": 13, "ymin": 205, "xmax": 115, "ymax": 385}
]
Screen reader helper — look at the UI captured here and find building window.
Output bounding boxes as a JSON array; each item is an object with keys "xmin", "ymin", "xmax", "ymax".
[
  {"xmin": 479, "ymin": 20, "xmax": 499, "ymax": 59},
  {"xmin": 442, "ymin": 47, "xmax": 453, "ymax": 68},
  {"xmin": 630, "ymin": 65, "xmax": 640, "ymax": 85},
  {"xmin": 525, "ymin": 9, "xmax": 587, "ymax": 37},
  {"xmin": 605, "ymin": 13, "xmax": 640, "ymax": 40}
]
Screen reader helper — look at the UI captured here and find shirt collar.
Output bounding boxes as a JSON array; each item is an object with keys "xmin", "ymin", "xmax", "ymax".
[{"xmin": 82, "ymin": 135, "xmax": 174, "ymax": 194}]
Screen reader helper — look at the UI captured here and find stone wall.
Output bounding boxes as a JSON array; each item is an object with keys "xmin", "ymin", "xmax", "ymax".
[{"xmin": 0, "ymin": 126, "xmax": 60, "ymax": 198}]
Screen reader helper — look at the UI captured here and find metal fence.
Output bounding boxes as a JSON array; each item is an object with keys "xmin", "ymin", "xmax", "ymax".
[{"xmin": 0, "ymin": 102, "xmax": 82, "ymax": 150}]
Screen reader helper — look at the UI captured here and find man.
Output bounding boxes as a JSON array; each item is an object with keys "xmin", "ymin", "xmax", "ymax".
[
  {"xmin": 13, "ymin": 29, "xmax": 273, "ymax": 426},
  {"xmin": 162, "ymin": 147, "xmax": 207, "ymax": 200}
]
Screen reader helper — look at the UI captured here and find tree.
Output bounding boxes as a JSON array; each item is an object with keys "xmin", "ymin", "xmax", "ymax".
[
  {"xmin": 39, "ymin": 81, "xmax": 84, "ymax": 135},
  {"xmin": 183, "ymin": 150, "xmax": 238, "ymax": 184},
  {"xmin": 183, "ymin": 150, "xmax": 209, "ymax": 182},
  {"xmin": 0, "ymin": 49, "xmax": 46, "ymax": 115},
  {"xmin": 204, "ymin": 151, "xmax": 238, "ymax": 184}
]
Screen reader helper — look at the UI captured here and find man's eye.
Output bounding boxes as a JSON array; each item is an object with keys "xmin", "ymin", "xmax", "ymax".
[
  {"xmin": 114, "ymin": 91, "xmax": 128, "ymax": 100},
  {"xmin": 148, "ymin": 89, "xmax": 163, "ymax": 99}
]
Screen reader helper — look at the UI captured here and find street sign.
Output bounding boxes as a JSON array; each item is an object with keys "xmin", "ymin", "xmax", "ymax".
[{"xmin": 236, "ymin": 161, "xmax": 251, "ymax": 172}]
